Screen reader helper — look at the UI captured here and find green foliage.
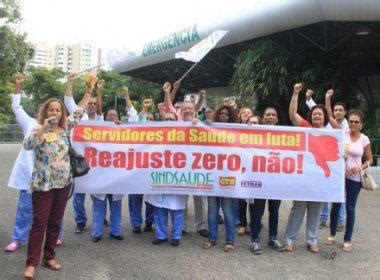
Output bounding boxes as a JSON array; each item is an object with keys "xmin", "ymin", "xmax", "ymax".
[
  {"xmin": 98, "ymin": 70, "xmax": 162, "ymax": 114},
  {"xmin": 232, "ymin": 41, "xmax": 288, "ymax": 103},
  {"xmin": 231, "ymin": 39, "xmax": 368, "ymax": 124},
  {"xmin": 0, "ymin": 0, "xmax": 34, "ymax": 124},
  {"xmin": 23, "ymin": 67, "xmax": 65, "ymax": 105}
]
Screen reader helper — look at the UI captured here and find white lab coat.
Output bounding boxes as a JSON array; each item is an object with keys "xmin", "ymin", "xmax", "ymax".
[
  {"xmin": 7, "ymin": 93, "xmax": 37, "ymax": 190},
  {"xmin": 145, "ymin": 194, "xmax": 188, "ymax": 210},
  {"xmin": 64, "ymin": 96, "xmax": 103, "ymax": 121}
]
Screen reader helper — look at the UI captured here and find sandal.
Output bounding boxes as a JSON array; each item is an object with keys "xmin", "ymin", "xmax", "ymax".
[
  {"xmin": 24, "ymin": 266, "xmax": 35, "ymax": 280},
  {"xmin": 42, "ymin": 259, "xmax": 62, "ymax": 270},
  {"xmin": 237, "ymin": 227, "xmax": 245, "ymax": 236},
  {"xmin": 224, "ymin": 244, "xmax": 235, "ymax": 252},
  {"xmin": 342, "ymin": 242, "xmax": 352, "ymax": 252},
  {"xmin": 202, "ymin": 241, "xmax": 217, "ymax": 249},
  {"xmin": 324, "ymin": 236, "xmax": 335, "ymax": 245}
]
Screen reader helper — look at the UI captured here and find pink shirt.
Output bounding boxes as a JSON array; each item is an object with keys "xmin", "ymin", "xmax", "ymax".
[
  {"xmin": 161, "ymin": 103, "xmax": 183, "ymax": 121},
  {"xmin": 344, "ymin": 130, "xmax": 370, "ymax": 182}
]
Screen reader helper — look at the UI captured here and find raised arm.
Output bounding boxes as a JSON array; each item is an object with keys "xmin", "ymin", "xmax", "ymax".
[
  {"xmin": 96, "ymin": 79, "xmax": 104, "ymax": 116},
  {"xmin": 163, "ymin": 82, "xmax": 173, "ymax": 108},
  {"xmin": 195, "ymin": 89, "xmax": 206, "ymax": 112},
  {"xmin": 170, "ymin": 81, "xmax": 180, "ymax": 102},
  {"xmin": 123, "ymin": 86, "xmax": 138, "ymax": 122},
  {"xmin": 140, "ymin": 99, "xmax": 153, "ymax": 115},
  {"xmin": 325, "ymin": 89, "xmax": 340, "ymax": 129},
  {"xmin": 64, "ymin": 73, "xmax": 79, "ymax": 114},
  {"xmin": 305, "ymin": 89, "xmax": 317, "ymax": 109},
  {"xmin": 11, "ymin": 75, "xmax": 34, "ymax": 134},
  {"xmin": 123, "ymin": 86, "xmax": 133, "ymax": 109},
  {"xmin": 289, "ymin": 83, "xmax": 304, "ymax": 126}
]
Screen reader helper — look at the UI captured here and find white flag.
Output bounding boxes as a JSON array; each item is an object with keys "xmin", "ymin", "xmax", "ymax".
[{"xmin": 175, "ymin": 30, "xmax": 228, "ymax": 63}]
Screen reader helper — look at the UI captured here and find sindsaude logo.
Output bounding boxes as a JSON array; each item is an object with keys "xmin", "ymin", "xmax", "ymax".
[{"xmin": 151, "ymin": 171, "xmax": 214, "ymax": 189}]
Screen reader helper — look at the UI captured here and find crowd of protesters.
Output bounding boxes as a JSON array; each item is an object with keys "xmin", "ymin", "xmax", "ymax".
[{"xmin": 3, "ymin": 73, "xmax": 373, "ymax": 279}]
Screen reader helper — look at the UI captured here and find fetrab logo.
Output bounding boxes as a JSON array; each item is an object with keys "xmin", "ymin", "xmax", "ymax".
[
  {"xmin": 219, "ymin": 177, "xmax": 236, "ymax": 187},
  {"xmin": 151, "ymin": 171, "xmax": 214, "ymax": 189},
  {"xmin": 241, "ymin": 180, "xmax": 262, "ymax": 188}
]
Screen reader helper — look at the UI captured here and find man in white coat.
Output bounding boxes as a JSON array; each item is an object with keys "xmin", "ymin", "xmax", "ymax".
[{"xmin": 64, "ymin": 73, "xmax": 104, "ymax": 233}]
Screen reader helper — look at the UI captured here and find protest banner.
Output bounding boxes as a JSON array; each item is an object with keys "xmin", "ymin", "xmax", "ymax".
[{"xmin": 72, "ymin": 121, "xmax": 344, "ymax": 202}]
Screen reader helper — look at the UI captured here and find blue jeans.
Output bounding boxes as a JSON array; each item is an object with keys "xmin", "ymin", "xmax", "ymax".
[
  {"xmin": 128, "ymin": 194, "xmax": 154, "ymax": 228},
  {"xmin": 154, "ymin": 207, "xmax": 184, "ymax": 240},
  {"xmin": 233, "ymin": 198, "xmax": 240, "ymax": 226},
  {"xmin": 91, "ymin": 195, "xmax": 122, "ymax": 237},
  {"xmin": 12, "ymin": 190, "xmax": 63, "ymax": 243},
  {"xmin": 320, "ymin": 202, "xmax": 345, "ymax": 224},
  {"xmin": 330, "ymin": 179, "xmax": 361, "ymax": 242},
  {"xmin": 207, "ymin": 196, "xmax": 235, "ymax": 244},
  {"xmin": 249, "ymin": 199, "xmax": 281, "ymax": 242},
  {"xmin": 73, "ymin": 193, "xmax": 87, "ymax": 226}
]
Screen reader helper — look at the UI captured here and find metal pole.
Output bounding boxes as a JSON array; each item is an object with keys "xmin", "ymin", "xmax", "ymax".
[{"xmin": 178, "ymin": 63, "xmax": 198, "ymax": 82}]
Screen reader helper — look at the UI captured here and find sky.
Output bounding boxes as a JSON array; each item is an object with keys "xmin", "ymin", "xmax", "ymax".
[{"xmin": 20, "ymin": 0, "xmax": 229, "ymax": 53}]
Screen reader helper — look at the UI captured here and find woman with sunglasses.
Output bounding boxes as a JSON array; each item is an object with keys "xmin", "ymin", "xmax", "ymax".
[{"xmin": 324, "ymin": 108, "xmax": 373, "ymax": 252}]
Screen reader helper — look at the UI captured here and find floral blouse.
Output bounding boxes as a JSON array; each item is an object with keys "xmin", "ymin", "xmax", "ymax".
[{"xmin": 23, "ymin": 109, "xmax": 84, "ymax": 192}]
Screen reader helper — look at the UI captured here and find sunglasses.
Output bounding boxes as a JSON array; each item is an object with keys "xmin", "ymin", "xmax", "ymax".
[{"xmin": 349, "ymin": 120, "xmax": 360, "ymax": 124}]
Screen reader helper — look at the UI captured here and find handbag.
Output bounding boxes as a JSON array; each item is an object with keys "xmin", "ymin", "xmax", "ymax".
[
  {"xmin": 361, "ymin": 166, "xmax": 378, "ymax": 191},
  {"xmin": 67, "ymin": 132, "xmax": 90, "ymax": 178}
]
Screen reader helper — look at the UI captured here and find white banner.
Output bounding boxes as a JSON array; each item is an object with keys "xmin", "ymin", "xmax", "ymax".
[
  {"xmin": 72, "ymin": 121, "xmax": 345, "ymax": 202},
  {"xmin": 174, "ymin": 30, "xmax": 228, "ymax": 62}
]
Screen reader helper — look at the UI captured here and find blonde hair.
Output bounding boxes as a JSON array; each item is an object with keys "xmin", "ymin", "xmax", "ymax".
[{"xmin": 37, "ymin": 98, "xmax": 67, "ymax": 128}]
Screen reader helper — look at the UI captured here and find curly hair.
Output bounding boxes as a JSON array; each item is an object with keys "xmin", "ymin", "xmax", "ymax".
[
  {"xmin": 37, "ymin": 98, "xmax": 67, "ymax": 128},
  {"xmin": 214, "ymin": 105, "xmax": 238, "ymax": 123}
]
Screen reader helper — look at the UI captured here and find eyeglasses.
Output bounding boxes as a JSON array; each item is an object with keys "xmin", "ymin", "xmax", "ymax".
[
  {"xmin": 164, "ymin": 118, "xmax": 176, "ymax": 121},
  {"xmin": 349, "ymin": 120, "xmax": 360, "ymax": 124}
]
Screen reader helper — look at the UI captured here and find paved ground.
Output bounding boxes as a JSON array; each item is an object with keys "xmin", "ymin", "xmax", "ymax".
[{"xmin": 1, "ymin": 143, "xmax": 379, "ymax": 280}]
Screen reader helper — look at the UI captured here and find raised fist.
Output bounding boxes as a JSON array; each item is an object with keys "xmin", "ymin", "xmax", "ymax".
[
  {"xmin": 293, "ymin": 83, "xmax": 303, "ymax": 94},
  {"xmin": 97, "ymin": 79, "xmax": 105, "ymax": 89},
  {"xmin": 122, "ymin": 86, "xmax": 129, "ymax": 96},
  {"xmin": 143, "ymin": 99, "xmax": 153, "ymax": 107},
  {"xmin": 305, "ymin": 89, "xmax": 314, "ymax": 99},
  {"xmin": 199, "ymin": 89, "xmax": 206, "ymax": 98},
  {"xmin": 162, "ymin": 82, "xmax": 171, "ymax": 93},
  {"xmin": 325, "ymin": 89, "xmax": 334, "ymax": 99},
  {"xmin": 15, "ymin": 74, "xmax": 26, "ymax": 84},
  {"xmin": 173, "ymin": 81, "xmax": 180, "ymax": 90},
  {"xmin": 67, "ymin": 72, "xmax": 78, "ymax": 82}
]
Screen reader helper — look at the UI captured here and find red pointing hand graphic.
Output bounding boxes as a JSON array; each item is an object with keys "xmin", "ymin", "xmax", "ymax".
[{"xmin": 308, "ymin": 134, "xmax": 339, "ymax": 177}]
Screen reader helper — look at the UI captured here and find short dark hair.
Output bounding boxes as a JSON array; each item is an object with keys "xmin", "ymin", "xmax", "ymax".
[
  {"xmin": 103, "ymin": 107, "xmax": 120, "ymax": 120},
  {"xmin": 334, "ymin": 102, "xmax": 346, "ymax": 111},
  {"xmin": 308, "ymin": 104, "xmax": 329, "ymax": 126}
]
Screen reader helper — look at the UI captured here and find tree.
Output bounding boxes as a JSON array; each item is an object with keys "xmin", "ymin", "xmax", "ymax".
[
  {"xmin": 231, "ymin": 39, "xmax": 362, "ymax": 124},
  {"xmin": 23, "ymin": 67, "xmax": 66, "ymax": 107},
  {"xmin": 0, "ymin": 0, "xmax": 34, "ymax": 123},
  {"xmin": 97, "ymin": 70, "xmax": 162, "ymax": 114}
]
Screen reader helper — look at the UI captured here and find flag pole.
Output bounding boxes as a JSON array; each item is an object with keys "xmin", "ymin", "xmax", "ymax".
[
  {"xmin": 178, "ymin": 62, "xmax": 198, "ymax": 82},
  {"xmin": 76, "ymin": 64, "xmax": 104, "ymax": 75}
]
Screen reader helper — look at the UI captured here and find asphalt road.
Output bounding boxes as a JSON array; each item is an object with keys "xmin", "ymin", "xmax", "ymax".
[{"xmin": 1, "ymin": 144, "xmax": 379, "ymax": 279}]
